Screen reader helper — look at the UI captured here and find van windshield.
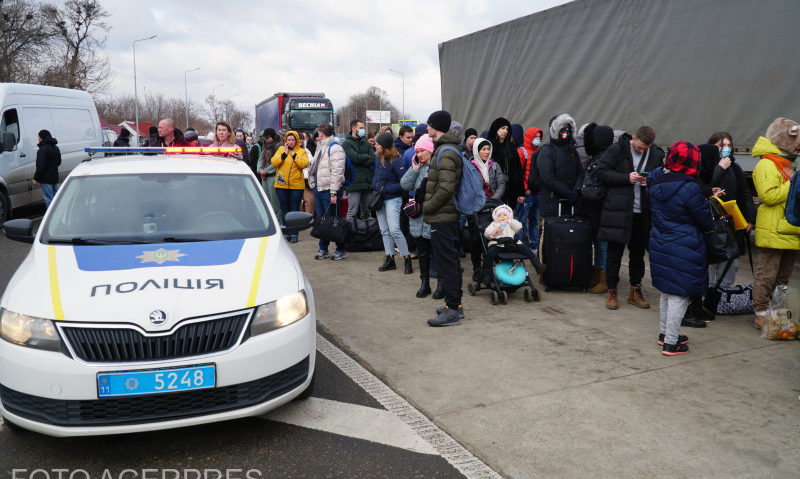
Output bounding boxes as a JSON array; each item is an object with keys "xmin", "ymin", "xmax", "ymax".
[
  {"xmin": 290, "ymin": 110, "xmax": 333, "ymax": 130},
  {"xmin": 40, "ymin": 173, "xmax": 276, "ymax": 244}
]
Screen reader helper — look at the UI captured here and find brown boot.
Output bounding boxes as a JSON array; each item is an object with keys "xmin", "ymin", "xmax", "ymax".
[
  {"xmin": 606, "ymin": 288, "xmax": 618, "ymax": 310},
  {"xmin": 628, "ymin": 286, "xmax": 650, "ymax": 309},
  {"xmin": 590, "ymin": 267, "xmax": 601, "ymax": 288},
  {"xmin": 591, "ymin": 271, "xmax": 608, "ymax": 294},
  {"xmin": 754, "ymin": 311, "xmax": 766, "ymax": 330}
]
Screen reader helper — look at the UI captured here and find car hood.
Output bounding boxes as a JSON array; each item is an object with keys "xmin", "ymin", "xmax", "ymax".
[{"xmin": 1, "ymin": 236, "xmax": 302, "ymax": 332}]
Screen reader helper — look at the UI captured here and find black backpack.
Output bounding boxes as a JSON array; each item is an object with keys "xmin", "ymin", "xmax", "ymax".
[
  {"xmin": 580, "ymin": 156, "xmax": 608, "ymax": 202},
  {"xmin": 528, "ymin": 148, "xmax": 542, "ymax": 193}
]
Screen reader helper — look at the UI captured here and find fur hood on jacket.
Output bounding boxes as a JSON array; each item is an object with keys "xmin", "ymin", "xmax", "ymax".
[{"xmin": 548, "ymin": 113, "xmax": 577, "ymax": 140}]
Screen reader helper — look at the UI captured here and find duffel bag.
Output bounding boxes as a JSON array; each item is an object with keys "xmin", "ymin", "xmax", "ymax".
[{"xmin": 715, "ymin": 284, "xmax": 754, "ymax": 315}]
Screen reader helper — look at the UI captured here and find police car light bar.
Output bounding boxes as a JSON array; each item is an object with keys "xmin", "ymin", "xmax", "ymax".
[{"xmin": 85, "ymin": 147, "xmax": 243, "ymax": 155}]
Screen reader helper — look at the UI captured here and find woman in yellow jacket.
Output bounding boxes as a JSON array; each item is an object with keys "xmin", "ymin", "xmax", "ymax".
[
  {"xmin": 271, "ymin": 131, "xmax": 309, "ymax": 242},
  {"xmin": 751, "ymin": 117, "xmax": 800, "ymax": 327}
]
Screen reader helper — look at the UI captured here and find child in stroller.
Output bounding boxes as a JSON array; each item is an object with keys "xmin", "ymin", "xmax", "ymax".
[{"xmin": 467, "ymin": 202, "xmax": 543, "ymax": 304}]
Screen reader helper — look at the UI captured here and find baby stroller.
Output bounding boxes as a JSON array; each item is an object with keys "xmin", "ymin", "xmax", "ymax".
[{"xmin": 467, "ymin": 198, "xmax": 541, "ymax": 305}]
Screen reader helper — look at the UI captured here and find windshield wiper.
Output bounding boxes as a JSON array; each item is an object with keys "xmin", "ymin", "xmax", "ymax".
[
  {"xmin": 160, "ymin": 236, "xmax": 210, "ymax": 243},
  {"xmin": 46, "ymin": 237, "xmax": 151, "ymax": 245}
]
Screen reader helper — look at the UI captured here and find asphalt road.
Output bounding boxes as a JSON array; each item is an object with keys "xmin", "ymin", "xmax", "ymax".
[{"xmin": 0, "ymin": 205, "xmax": 491, "ymax": 478}]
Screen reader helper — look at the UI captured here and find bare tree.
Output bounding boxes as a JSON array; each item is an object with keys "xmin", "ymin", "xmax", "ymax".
[
  {"xmin": 95, "ymin": 93, "xmax": 212, "ymax": 133},
  {"xmin": 205, "ymin": 95, "xmax": 252, "ymax": 131},
  {"xmin": 335, "ymin": 86, "xmax": 400, "ymax": 134},
  {"xmin": 40, "ymin": 0, "xmax": 111, "ymax": 93},
  {"xmin": 0, "ymin": 0, "xmax": 51, "ymax": 82}
]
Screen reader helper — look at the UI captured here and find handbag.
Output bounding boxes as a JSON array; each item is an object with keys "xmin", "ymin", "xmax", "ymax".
[
  {"xmin": 705, "ymin": 198, "xmax": 739, "ymax": 264},
  {"xmin": 364, "ymin": 189, "xmax": 383, "ymax": 211},
  {"xmin": 715, "ymin": 284, "xmax": 754, "ymax": 315},
  {"xmin": 310, "ymin": 204, "xmax": 352, "ymax": 244},
  {"xmin": 403, "ymin": 177, "xmax": 427, "ymax": 218}
]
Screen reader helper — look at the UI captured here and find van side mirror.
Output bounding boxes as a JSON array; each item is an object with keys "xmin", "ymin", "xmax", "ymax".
[
  {"xmin": 1, "ymin": 132, "xmax": 15, "ymax": 152},
  {"xmin": 282, "ymin": 211, "xmax": 313, "ymax": 234},
  {"xmin": 3, "ymin": 219, "xmax": 34, "ymax": 243}
]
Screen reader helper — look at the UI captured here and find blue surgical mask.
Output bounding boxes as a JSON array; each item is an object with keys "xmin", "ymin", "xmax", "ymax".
[
  {"xmin": 358, "ymin": 128, "xmax": 366, "ymax": 138},
  {"xmin": 532, "ymin": 139, "xmax": 541, "ymax": 147},
  {"xmin": 720, "ymin": 146, "xmax": 731, "ymax": 158}
]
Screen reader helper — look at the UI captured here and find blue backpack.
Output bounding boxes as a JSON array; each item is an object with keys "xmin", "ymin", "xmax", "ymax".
[
  {"xmin": 785, "ymin": 170, "xmax": 800, "ymax": 226},
  {"xmin": 329, "ymin": 141, "xmax": 355, "ymax": 187},
  {"xmin": 435, "ymin": 145, "xmax": 486, "ymax": 215}
]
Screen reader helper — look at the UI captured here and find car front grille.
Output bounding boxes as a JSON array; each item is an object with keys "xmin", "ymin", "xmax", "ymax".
[
  {"xmin": 0, "ymin": 356, "xmax": 309, "ymax": 427},
  {"xmin": 60, "ymin": 312, "xmax": 250, "ymax": 363}
]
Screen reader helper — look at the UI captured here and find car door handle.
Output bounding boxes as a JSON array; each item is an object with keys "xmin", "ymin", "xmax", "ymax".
[{"xmin": 19, "ymin": 153, "xmax": 26, "ymax": 158}]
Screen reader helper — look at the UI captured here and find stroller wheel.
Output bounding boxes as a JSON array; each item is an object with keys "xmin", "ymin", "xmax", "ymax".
[
  {"xmin": 532, "ymin": 288, "xmax": 541, "ymax": 302},
  {"xmin": 523, "ymin": 288, "xmax": 531, "ymax": 302},
  {"xmin": 490, "ymin": 291, "xmax": 498, "ymax": 305},
  {"xmin": 468, "ymin": 283, "xmax": 475, "ymax": 296},
  {"xmin": 500, "ymin": 291, "xmax": 508, "ymax": 304}
]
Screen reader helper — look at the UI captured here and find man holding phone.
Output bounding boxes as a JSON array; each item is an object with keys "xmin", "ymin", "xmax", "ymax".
[{"xmin": 596, "ymin": 126, "xmax": 665, "ymax": 310}]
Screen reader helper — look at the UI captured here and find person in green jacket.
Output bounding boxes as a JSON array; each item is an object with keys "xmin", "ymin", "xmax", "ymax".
[
  {"xmin": 257, "ymin": 128, "xmax": 283, "ymax": 223},
  {"xmin": 751, "ymin": 117, "xmax": 800, "ymax": 329},
  {"xmin": 342, "ymin": 119, "xmax": 375, "ymax": 219}
]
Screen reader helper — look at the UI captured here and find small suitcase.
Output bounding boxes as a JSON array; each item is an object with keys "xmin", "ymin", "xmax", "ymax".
[{"xmin": 542, "ymin": 201, "xmax": 593, "ymax": 290}]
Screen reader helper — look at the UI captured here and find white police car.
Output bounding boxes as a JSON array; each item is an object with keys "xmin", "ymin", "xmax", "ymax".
[{"xmin": 0, "ymin": 146, "xmax": 316, "ymax": 436}]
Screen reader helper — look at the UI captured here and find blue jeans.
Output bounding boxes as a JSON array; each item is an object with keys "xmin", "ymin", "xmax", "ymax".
[
  {"xmin": 375, "ymin": 196, "xmax": 409, "ymax": 257},
  {"xmin": 515, "ymin": 193, "xmax": 539, "ymax": 248},
  {"xmin": 41, "ymin": 183, "xmax": 58, "ymax": 208},
  {"xmin": 313, "ymin": 188, "xmax": 345, "ymax": 253},
  {"xmin": 594, "ymin": 238, "xmax": 608, "ymax": 270},
  {"xmin": 276, "ymin": 188, "xmax": 304, "ymax": 239}
]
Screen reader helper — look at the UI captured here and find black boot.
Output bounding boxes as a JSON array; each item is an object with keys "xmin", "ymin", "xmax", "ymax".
[
  {"xmin": 378, "ymin": 255, "xmax": 396, "ymax": 272},
  {"xmin": 432, "ymin": 280, "xmax": 444, "ymax": 299},
  {"xmin": 404, "ymin": 256, "xmax": 413, "ymax": 274},
  {"xmin": 682, "ymin": 302, "xmax": 708, "ymax": 328},
  {"xmin": 416, "ymin": 276, "xmax": 431, "ymax": 298}
]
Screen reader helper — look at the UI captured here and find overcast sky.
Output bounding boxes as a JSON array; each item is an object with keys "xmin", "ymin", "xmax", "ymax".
[{"xmin": 99, "ymin": 0, "xmax": 570, "ymax": 127}]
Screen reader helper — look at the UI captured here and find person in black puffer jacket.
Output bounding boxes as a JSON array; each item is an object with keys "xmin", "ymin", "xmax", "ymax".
[
  {"xmin": 534, "ymin": 113, "xmax": 584, "ymax": 218},
  {"xmin": 34, "ymin": 129, "xmax": 61, "ymax": 208}
]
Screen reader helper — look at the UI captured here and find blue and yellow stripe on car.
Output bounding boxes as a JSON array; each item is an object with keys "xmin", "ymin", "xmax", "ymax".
[
  {"xmin": 246, "ymin": 237, "xmax": 269, "ymax": 308},
  {"xmin": 48, "ymin": 246, "xmax": 65, "ymax": 321}
]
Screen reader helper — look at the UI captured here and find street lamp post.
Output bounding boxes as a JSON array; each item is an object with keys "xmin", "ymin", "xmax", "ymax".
[
  {"xmin": 133, "ymin": 34, "xmax": 157, "ymax": 145},
  {"xmin": 388, "ymin": 68, "xmax": 405, "ymax": 122},
  {"xmin": 184, "ymin": 66, "xmax": 201, "ymax": 129}
]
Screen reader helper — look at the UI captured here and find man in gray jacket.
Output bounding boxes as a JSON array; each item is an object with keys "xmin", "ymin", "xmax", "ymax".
[{"xmin": 309, "ymin": 123, "xmax": 347, "ymax": 261}]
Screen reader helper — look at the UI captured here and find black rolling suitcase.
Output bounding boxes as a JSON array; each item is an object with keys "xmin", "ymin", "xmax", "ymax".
[{"xmin": 542, "ymin": 200, "xmax": 593, "ymax": 290}]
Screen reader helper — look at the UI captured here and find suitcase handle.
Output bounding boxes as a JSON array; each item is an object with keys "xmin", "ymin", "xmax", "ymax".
[{"xmin": 558, "ymin": 199, "xmax": 574, "ymax": 217}]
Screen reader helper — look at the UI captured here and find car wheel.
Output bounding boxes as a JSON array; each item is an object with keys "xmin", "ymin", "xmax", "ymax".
[
  {"xmin": 295, "ymin": 374, "xmax": 315, "ymax": 400},
  {"xmin": 0, "ymin": 191, "xmax": 10, "ymax": 223}
]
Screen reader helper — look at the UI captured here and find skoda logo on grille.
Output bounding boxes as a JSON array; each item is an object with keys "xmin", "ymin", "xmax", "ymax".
[{"xmin": 149, "ymin": 310, "xmax": 167, "ymax": 326}]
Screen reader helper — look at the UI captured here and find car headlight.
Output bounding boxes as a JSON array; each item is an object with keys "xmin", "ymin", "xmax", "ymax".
[
  {"xmin": 250, "ymin": 291, "xmax": 309, "ymax": 336},
  {"xmin": 0, "ymin": 308, "xmax": 62, "ymax": 351}
]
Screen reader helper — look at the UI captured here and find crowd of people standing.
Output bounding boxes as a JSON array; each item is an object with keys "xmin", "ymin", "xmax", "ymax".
[{"xmin": 239, "ymin": 111, "xmax": 800, "ymax": 353}]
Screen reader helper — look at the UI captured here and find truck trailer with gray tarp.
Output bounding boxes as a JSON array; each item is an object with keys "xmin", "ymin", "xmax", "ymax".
[{"xmin": 438, "ymin": 0, "xmax": 799, "ymax": 172}]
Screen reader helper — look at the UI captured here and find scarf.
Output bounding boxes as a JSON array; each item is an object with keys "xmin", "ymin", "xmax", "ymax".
[
  {"xmin": 763, "ymin": 153, "xmax": 793, "ymax": 182},
  {"xmin": 471, "ymin": 157, "xmax": 491, "ymax": 185}
]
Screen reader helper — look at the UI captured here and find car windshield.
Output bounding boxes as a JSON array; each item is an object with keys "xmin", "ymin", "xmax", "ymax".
[
  {"xmin": 291, "ymin": 110, "xmax": 333, "ymax": 129},
  {"xmin": 40, "ymin": 173, "xmax": 276, "ymax": 244}
]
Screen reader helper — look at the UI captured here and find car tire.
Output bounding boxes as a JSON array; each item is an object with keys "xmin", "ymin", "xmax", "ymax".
[
  {"xmin": 0, "ymin": 191, "xmax": 10, "ymax": 223},
  {"xmin": 295, "ymin": 374, "xmax": 315, "ymax": 400}
]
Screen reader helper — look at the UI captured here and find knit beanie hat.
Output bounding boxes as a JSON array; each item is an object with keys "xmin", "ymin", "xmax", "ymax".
[
  {"xmin": 414, "ymin": 134, "xmax": 434, "ymax": 154},
  {"xmin": 492, "ymin": 204, "xmax": 514, "ymax": 222},
  {"xmin": 414, "ymin": 123, "xmax": 428, "ymax": 136},
  {"xmin": 376, "ymin": 131, "xmax": 394, "ymax": 150},
  {"xmin": 38, "ymin": 129, "xmax": 52, "ymax": 140},
  {"xmin": 427, "ymin": 110, "xmax": 451, "ymax": 133},
  {"xmin": 464, "ymin": 128, "xmax": 478, "ymax": 140},
  {"xmin": 665, "ymin": 141, "xmax": 701, "ymax": 177},
  {"xmin": 765, "ymin": 117, "xmax": 800, "ymax": 155}
]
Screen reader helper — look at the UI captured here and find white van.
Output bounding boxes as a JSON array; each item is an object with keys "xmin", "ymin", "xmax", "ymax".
[{"xmin": 0, "ymin": 83, "xmax": 103, "ymax": 222}]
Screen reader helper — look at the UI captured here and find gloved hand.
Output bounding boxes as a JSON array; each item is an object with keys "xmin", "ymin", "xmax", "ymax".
[
  {"xmin": 280, "ymin": 152, "xmax": 288, "ymax": 161},
  {"xmin": 568, "ymin": 188, "xmax": 580, "ymax": 206}
]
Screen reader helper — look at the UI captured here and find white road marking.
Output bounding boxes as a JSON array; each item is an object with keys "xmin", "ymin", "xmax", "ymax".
[
  {"xmin": 315, "ymin": 333, "xmax": 503, "ymax": 479},
  {"xmin": 265, "ymin": 396, "xmax": 438, "ymax": 455}
]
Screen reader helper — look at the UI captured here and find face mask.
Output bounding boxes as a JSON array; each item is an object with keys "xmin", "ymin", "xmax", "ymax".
[
  {"xmin": 559, "ymin": 127, "xmax": 571, "ymax": 140},
  {"xmin": 358, "ymin": 128, "xmax": 366, "ymax": 138},
  {"xmin": 720, "ymin": 146, "xmax": 731, "ymax": 158},
  {"xmin": 532, "ymin": 139, "xmax": 541, "ymax": 147}
]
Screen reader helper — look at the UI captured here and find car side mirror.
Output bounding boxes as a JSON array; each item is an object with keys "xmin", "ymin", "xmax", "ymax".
[
  {"xmin": 1, "ymin": 132, "xmax": 15, "ymax": 152},
  {"xmin": 3, "ymin": 218, "xmax": 34, "ymax": 243},
  {"xmin": 282, "ymin": 211, "xmax": 313, "ymax": 234}
]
